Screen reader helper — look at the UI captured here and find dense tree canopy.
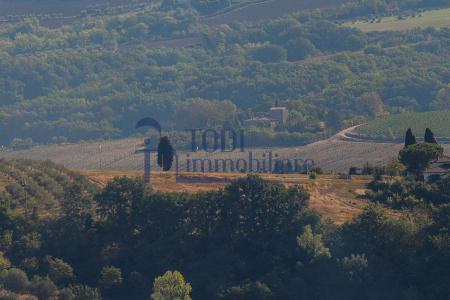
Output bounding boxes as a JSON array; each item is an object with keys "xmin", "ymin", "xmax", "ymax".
[{"xmin": 0, "ymin": 172, "xmax": 449, "ymax": 299}]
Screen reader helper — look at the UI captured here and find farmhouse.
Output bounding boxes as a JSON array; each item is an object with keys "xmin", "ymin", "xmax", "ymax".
[
  {"xmin": 244, "ymin": 106, "xmax": 289, "ymax": 128},
  {"xmin": 424, "ymin": 156, "xmax": 450, "ymax": 182}
]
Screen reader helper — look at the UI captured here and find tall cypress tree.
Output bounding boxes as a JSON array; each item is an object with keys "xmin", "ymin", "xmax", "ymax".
[
  {"xmin": 404, "ymin": 128, "xmax": 416, "ymax": 148},
  {"xmin": 157, "ymin": 136, "xmax": 175, "ymax": 171},
  {"xmin": 424, "ymin": 128, "xmax": 437, "ymax": 144}
]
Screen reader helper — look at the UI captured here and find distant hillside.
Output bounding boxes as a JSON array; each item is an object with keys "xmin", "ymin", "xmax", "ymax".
[
  {"xmin": 0, "ymin": 159, "xmax": 98, "ymax": 217},
  {"xmin": 355, "ymin": 111, "xmax": 450, "ymax": 142},
  {"xmin": 0, "ymin": 0, "xmax": 449, "ymax": 149}
]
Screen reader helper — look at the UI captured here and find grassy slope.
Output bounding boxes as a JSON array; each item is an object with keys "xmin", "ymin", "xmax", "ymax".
[
  {"xmin": 347, "ymin": 7, "xmax": 450, "ymax": 32},
  {"xmin": 356, "ymin": 110, "xmax": 450, "ymax": 140}
]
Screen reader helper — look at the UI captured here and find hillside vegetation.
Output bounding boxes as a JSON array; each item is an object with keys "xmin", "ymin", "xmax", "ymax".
[{"xmin": 0, "ymin": 0, "xmax": 449, "ymax": 148}]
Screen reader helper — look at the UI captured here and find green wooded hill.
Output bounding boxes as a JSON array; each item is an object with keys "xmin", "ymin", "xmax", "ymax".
[{"xmin": 0, "ymin": 0, "xmax": 449, "ymax": 147}]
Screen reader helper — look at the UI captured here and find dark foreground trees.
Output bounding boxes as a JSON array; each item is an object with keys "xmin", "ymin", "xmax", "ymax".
[{"xmin": 0, "ymin": 175, "xmax": 449, "ymax": 299}]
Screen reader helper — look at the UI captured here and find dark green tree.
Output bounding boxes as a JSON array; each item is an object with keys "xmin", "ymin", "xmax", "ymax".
[
  {"xmin": 28, "ymin": 276, "xmax": 58, "ymax": 300},
  {"xmin": 404, "ymin": 128, "xmax": 416, "ymax": 148},
  {"xmin": 99, "ymin": 266, "xmax": 123, "ymax": 289},
  {"xmin": 1, "ymin": 268, "xmax": 29, "ymax": 293},
  {"xmin": 424, "ymin": 128, "xmax": 437, "ymax": 143},
  {"xmin": 46, "ymin": 256, "xmax": 75, "ymax": 285},
  {"xmin": 399, "ymin": 143, "xmax": 443, "ymax": 179},
  {"xmin": 157, "ymin": 136, "xmax": 175, "ymax": 171},
  {"xmin": 249, "ymin": 44, "xmax": 287, "ymax": 63},
  {"xmin": 95, "ymin": 177, "xmax": 146, "ymax": 231}
]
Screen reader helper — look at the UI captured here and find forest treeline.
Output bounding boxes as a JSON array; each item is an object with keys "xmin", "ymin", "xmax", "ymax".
[{"xmin": 0, "ymin": 174, "xmax": 449, "ymax": 299}]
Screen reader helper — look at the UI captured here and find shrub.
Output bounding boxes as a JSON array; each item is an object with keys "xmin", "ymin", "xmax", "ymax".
[
  {"xmin": 20, "ymin": 257, "xmax": 39, "ymax": 273},
  {"xmin": 28, "ymin": 276, "xmax": 57, "ymax": 300},
  {"xmin": 99, "ymin": 266, "xmax": 123, "ymax": 288},
  {"xmin": 59, "ymin": 288, "xmax": 75, "ymax": 300},
  {"xmin": 0, "ymin": 252, "xmax": 11, "ymax": 270},
  {"xmin": 223, "ymin": 281, "xmax": 272, "ymax": 299},
  {"xmin": 1, "ymin": 268, "xmax": 29, "ymax": 293},
  {"xmin": 248, "ymin": 44, "xmax": 287, "ymax": 63},
  {"xmin": 46, "ymin": 257, "xmax": 74, "ymax": 285}
]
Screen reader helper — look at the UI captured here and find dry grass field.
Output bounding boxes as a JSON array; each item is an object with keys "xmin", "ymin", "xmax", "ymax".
[{"xmin": 80, "ymin": 169, "xmax": 387, "ymax": 225}]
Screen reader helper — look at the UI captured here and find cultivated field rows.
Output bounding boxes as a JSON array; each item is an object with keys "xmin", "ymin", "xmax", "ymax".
[{"xmin": 3, "ymin": 136, "xmax": 447, "ymax": 173}]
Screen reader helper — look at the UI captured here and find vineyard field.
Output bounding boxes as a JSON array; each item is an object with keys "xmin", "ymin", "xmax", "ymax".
[
  {"xmin": 346, "ymin": 7, "xmax": 450, "ymax": 32},
  {"xmin": 0, "ymin": 138, "xmax": 407, "ymax": 173},
  {"xmin": 0, "ymin": 159, "xmax": 98, "ymax": 217},
  {"xmin": 355, "ymin": 110, "xmax": 450, "ymax": 142}
]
